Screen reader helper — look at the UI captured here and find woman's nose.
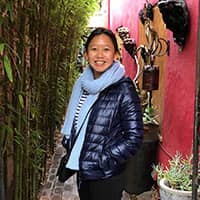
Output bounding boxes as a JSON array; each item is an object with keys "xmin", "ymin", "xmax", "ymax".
[{"xmin": 96, "ymin": 49, "xmax": 104, "ymax": 57}]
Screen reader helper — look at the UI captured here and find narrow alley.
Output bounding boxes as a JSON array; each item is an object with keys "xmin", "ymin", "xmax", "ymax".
[
  {"xmin": 39, "ymin": 135, "xmax": 154, "ymax": 200},
  {"xmin": 39, "ymin": 137, "xmax": 79, "ymax": 200}
]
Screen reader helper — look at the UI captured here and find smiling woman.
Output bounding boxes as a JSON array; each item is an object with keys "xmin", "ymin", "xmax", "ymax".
[
  {"xmin": 84, "ymin": 32, "xmax": 119, "ymax": 78},
  {"xmin": 58, "ymin": 27, "xmax": 144, "ymax": 200}
]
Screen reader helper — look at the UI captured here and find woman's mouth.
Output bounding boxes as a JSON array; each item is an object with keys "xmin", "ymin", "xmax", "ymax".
[{"xmin": 95, "ymin": 61, "xmax": 105, "ymax": 65}]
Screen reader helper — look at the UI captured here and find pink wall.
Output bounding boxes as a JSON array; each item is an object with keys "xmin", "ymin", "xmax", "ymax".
[
  {"xmin": 108, "ymin": 0, "xmax": 143, "ymax": 79},
  {"xmin": 109, "ymin": 0, "xmax": 198, "ymax": 165},
  {"xmin": 159, "ymin": 0, "xmax": 198, "ymax": 164}
]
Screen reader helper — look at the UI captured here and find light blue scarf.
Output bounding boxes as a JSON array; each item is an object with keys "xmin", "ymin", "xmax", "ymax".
[
  {"xmin": 61, "ymin": 61, "xmax": 125, "ymax": 170},
  {"xmin": 61, "ymin": 61, "xmax": 125, "ymax": 137}
]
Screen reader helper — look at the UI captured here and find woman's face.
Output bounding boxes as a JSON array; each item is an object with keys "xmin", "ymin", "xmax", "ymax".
[{"xmin": 84, "ymin": 34, "xmax": 118, "ymax": 79}]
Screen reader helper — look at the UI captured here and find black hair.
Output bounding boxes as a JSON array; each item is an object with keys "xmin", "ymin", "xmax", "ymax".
[{"xmin": 84, "ymin": 27, "xmax": 119, "ymax": 53}]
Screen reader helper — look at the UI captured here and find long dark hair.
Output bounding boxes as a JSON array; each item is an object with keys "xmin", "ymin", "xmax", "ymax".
[{"xmin": 84, "ymin": 27, "xmax": 119, "ymax": 53}]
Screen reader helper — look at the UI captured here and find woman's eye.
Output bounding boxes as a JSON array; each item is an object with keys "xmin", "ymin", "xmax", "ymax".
[
  {"xmin": 104, "ymin": 48, "xmax": 110, "ymax": 51},
  {"xmin": 90, "ymin": 47, "xmax": 97, "ymax": 51}
]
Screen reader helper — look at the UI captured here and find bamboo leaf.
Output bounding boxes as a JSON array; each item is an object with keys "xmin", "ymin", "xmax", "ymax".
[
  {"xmin": 6, "ymin": 2, "xmax": 14, "ymax": 23},
  {"xmin": 14, "ymin": 128, "xmax": 24, "ymax": 149},
  {"xmin": 0, "ymin": 124, "xmax": 13, "ymax": 150},
  {"xmin": 3, "ymin": 55, "xmax": 13, "ymax": 82},
  {"xmin": 18, "ymin": 94, "xmax": 24, "ymax": 109},
  {"xmin": 0, "ymin": 43, "xmax": 5, "ymax": 54}
]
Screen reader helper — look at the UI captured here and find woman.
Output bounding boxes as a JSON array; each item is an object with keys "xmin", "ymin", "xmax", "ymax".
[{"xmin": 60, "ymin": 27, "xmax": 143, "ymax": 200}]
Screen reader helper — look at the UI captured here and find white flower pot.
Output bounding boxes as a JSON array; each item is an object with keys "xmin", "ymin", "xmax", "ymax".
[{"xmin": 159, "ymin": 178, "xmax": 200, "ymax": 200}]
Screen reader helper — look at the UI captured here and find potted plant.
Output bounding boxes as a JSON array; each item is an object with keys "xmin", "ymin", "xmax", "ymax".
[
  {"xmin": 152, "ymin": 152, "xmax": 200, "ymax": 200},
  {"xmin": 139, "ymin": 89, "xmax": 160, "ymax": 141},
  {"xmin": 143, "ymin": 104, "xmax": 159, "ymax": 126}
]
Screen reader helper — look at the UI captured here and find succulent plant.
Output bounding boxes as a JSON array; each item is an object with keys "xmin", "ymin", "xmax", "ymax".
[{"xmin": 152, "ymin": 152, "xmax": 197, "ymax": 191}]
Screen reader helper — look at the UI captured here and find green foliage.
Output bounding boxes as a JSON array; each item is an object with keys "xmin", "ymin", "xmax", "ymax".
[
  {"xmin": 0, "ymin": 123, "xmax": 13, "ymax": 154},
  {"xmin": 0, "ymin": 0, "xmax": 100, "ymax": 199},
  {"xmin": 3, "ymin": 55, "xmax": 13, "ymax": 82},
  {"xmin": 30, "ymin": 129, "xmax": 46, "ymax": 171},
  {"xmin": 143, "ymin": 105, "xmax": 159, "ymax": 125},
  {"xmin": 153, "ymin": 152, "xmax": 197, "ymax": 191},
  {"xmin": 0, "ymin": 43, "xmax": 5, "ymax": 53}
]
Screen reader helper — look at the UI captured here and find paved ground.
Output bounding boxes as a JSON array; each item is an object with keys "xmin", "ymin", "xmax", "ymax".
[{"xmin": 39, "ymin": 137, "xmax": 158, "ymax": 200}]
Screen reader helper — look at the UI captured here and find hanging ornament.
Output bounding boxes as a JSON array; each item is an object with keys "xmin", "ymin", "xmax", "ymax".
[
  {"xmin": 158, "ymin": 0, "xmax": 190, "ymax": 50},
  {"xmin": 142, "ymin": 65, "xmax": 159, "ymax": 91}
]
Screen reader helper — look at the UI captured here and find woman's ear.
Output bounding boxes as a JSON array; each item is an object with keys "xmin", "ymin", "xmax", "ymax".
[
  {"xmin": 114, "ymin": 52, "xmax": 121, "ymax": 62},
  {"xmin": 83, "ymin": 51, "xmax": 88, "ymax": 61}
]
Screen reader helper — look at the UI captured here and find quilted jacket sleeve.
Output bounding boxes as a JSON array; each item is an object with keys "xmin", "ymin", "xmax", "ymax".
[{"xmin": 100, "ymin": 80, "xmax": 144, "ymax": 168}]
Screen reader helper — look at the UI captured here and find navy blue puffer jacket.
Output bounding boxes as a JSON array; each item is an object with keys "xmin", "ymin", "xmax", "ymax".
[{"xmin": 64, "ymin": 76, "xmax": 143, "ymax": 180}]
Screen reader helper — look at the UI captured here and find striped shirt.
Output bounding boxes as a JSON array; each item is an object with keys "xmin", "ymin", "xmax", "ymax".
[{"xmin": 73, "ymin": 90, "xmax": 89, "ymax": 130}]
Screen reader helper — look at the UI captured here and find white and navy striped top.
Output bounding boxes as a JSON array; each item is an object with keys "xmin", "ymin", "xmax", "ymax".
[{"xmin": 73, "ymin": 90, "xmax": 89, "ymax": 130}]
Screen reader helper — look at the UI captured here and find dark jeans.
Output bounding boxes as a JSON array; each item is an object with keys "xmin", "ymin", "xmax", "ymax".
[{"xmin": 77, "ymin": 172, "xmax": 125, "ymax": 200}]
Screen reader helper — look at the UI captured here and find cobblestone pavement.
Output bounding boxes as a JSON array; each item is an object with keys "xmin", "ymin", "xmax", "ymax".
[{"xmin": 39, "ymin": 140, "xmax": 156, "ymax": 200}]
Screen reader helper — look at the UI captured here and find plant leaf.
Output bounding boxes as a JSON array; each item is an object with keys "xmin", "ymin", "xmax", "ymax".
[
  {"xmin": 7, "ymin": 2, "xmax": 14, "ymax": 23},
  {"xmin": 3, "ymin": 55, "xmax": 13, "ymax": 82},
  {"xmin": 18, "ymin": 94, "xmax": 24, "ymax": 108},
  {"xmin": 0, "ymin": 43, "xmax": 5, "ymax": 54}
]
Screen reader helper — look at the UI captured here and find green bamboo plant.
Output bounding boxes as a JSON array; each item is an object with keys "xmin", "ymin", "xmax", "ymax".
[{"xmin": 0, "ymin": 0, "xmax": 100, "ymax": 199}]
